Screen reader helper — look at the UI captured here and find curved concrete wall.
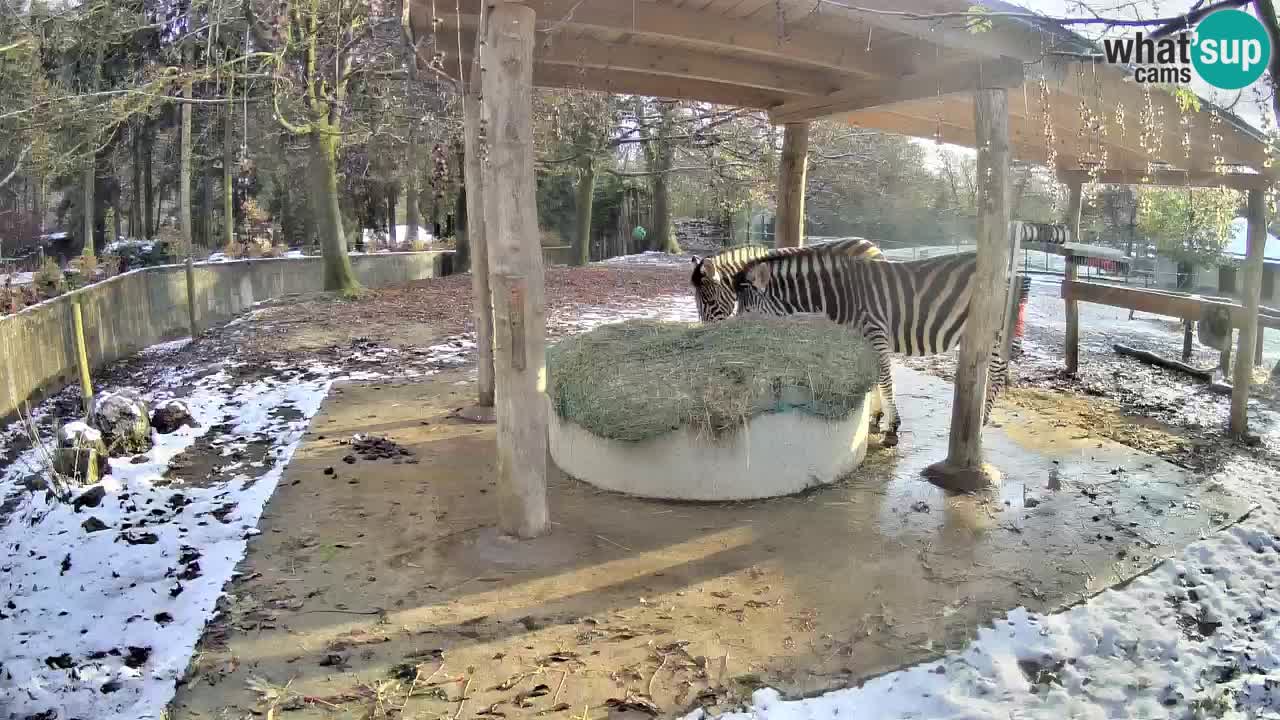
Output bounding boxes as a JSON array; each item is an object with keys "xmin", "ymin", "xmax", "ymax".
[
  {"xmin": 0, "ymin": 252, "xmax": 452, "ymax": 423},
  {"xmin": 546, "ymin": 393, "xmax": 872, "ymax": 501}
]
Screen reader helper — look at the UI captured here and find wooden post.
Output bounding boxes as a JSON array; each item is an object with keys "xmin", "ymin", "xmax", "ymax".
[
  {"xmin": 464, "ymin": 59, "xmax": 496, "ymax": 413},
  {"xmin": 1230, "ymin": 188, "xmax": 1268, "ymax": 436},
  {"xmin": 480, "ymin": 1, "xmax": 548, "ymax": 538},
  {"xmin": 1064, "ymin": 182, "xmax": 1083, "ymax": 374},
  {"xmin": 1256, "ymin": 327, "xmax": 1265, "ymax": 367},
  {"xmin": 924, "ymin": 89, "xmax": 1010, "ymax": 491},
  {"xmin": 1182, "ymin": 320, "xmax": 1194, "ymax": 362},
  {"xmin": 71, "ymin": 293, "xmax": 93, "ymax": 413},
  {"xmin": 774, "ymin": 122, "xmax": 809, "ymax": 248}
]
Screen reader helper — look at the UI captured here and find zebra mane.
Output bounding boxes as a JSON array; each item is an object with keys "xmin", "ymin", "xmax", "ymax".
[{"xmin": 691, "ymin": 244, "xmax": 771, "ymax": 284}]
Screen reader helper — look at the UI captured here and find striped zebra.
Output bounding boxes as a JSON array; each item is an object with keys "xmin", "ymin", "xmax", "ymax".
[
  {"xmin": 690, "ymin": 238, "xmax": 883, "ymax": 322},
  {"xmin": 730, "ymin": 247, "xmax": 1019, "ymax": 446}
]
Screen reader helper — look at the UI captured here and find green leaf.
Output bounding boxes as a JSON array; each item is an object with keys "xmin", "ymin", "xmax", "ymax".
[
  {"xmin": 966, "ymin": 5, "xmax": 994, "ymax": 34},
  {"xmin": 1172, "ymin": 87, "xmax": 1201, "ymax": 113}
]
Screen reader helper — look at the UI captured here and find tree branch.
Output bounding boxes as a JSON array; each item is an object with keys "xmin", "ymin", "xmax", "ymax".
[{"xmin": 0, "ymin": 143, "xmax": 33, "ymax": 191}]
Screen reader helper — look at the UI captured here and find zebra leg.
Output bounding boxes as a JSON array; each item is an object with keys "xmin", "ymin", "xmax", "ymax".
[
  {"xmin": 983, "ymin": 336, "xmax": 1009, "ymax": 426},
  {"xmin": 867, "ymin": 335, "xmax": 901, "ymax": 445},
  {"xmin": 869, "ymin": 383, "xmax": 884, "ymax": 434}
]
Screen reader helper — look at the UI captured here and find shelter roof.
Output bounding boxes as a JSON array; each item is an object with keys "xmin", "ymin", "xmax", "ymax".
[{"xmin": 414, "ymin": 0, "xmax": 1273, "ymax": 179}]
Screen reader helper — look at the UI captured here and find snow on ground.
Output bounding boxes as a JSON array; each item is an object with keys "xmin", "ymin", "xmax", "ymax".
[
  {"xmin": 361, "ymin": 225, "xmax": 434, "ymax": 247},
  {"xmin": 8, "ymin": 252, "xmax": 1280, "ymax": 720},
  {"xmin": 595, "ymin": 251, "xmax": 691, "ymax": 268},
  {"xmin": 1, "ymin": 271, "xmax": 33, "ymax": 286},
  {"xmin": 691, "ymin": 495, "xmax": 1280, "ymax": 720},
  {"xmin": 0, "ymin": 328, "xmax": 475, "ymax": 719}
]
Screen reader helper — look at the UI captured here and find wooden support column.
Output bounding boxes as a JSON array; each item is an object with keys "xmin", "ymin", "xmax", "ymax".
[
  {"xmin": 774, "ymin": 122, "xmax": 809, "ymax": 248},
  {"xmin": 1064, "ymin": 182, "xmax": 1083, "ymax": 375},
  {"xmin": 924, "ymin": 89, "xmax": 1010, "ymax": 491},
  {"xmin": 1182, "ymin": 320, "xmax": 1194, "ymax": 362},
  {"xmin": 1230, "ymin": 188, "xmax": 1268, "ymax": 437},
  {"xmin": 463, "ymin": 58, "xmax": 496, "ymax": 415},
  {"xmin": 480, "ymin": 1, "xmax": 548, "ymax": 538}
]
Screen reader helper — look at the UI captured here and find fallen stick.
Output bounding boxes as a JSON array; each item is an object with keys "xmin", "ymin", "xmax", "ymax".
[{"xmin": 1112, "ymin": 344, "xmax": 1215, "ymax": 382}]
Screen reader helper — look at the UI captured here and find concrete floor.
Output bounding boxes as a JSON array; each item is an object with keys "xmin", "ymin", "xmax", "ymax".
[{"xmin": 169, "ymin": 366, "xmax": 1249, "ymax": 720}]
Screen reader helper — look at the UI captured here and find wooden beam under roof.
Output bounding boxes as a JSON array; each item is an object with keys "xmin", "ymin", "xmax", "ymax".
[
  {"xmin": 768, "ymin": 56, "xmax": 1024, "ymax": 124},
  {"xmin": 456, "ymin": 62, "xmax": 804, "ymax": 109},
  {"xmin": 427, "ymin": 0, "xmax": 932, "ymax": 80},
  {"xmin": 444, "ymin": 32, "xmax": 844, "ymax": 96}
]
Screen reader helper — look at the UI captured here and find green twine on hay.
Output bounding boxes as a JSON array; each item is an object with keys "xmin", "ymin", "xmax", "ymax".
[{"xmin": 546, "ymin": 316, "xmax": 879, "ymax": 442}]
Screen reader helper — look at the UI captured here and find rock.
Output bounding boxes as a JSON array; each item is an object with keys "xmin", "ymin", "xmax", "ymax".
[
  {"xmin": 150, "ymin": 399, "xmax": 194, "ymax": 434},
  {"xmin": 53, "ymin": 422, "xmax": 108, "ymax": 485},
  {"xmin": 91, "ymin": 392, "xmax": 152, "ymax": 455},
  {"xmin": 72, "ymin": 486, "xmax": 106, "ymax": 511},
  {"xmin": 81, "ymin": 516, "xmax": 108, "ymax": 533}
]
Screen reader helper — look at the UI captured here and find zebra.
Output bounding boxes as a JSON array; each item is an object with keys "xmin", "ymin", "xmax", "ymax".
[
  {"xmin": 729, "ymin": 247, "xmax": 1021, "ymax": 446},
  {"xmin": 689, "ymin": 238, "xmax": 883, "ymax": 322}
]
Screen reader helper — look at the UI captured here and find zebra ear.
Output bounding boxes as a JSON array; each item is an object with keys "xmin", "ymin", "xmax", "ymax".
[
  {"xmin": 697, "ymin": 257, "xmax": 717, "ymax": 282},
  {"xmin": 746, "ymin": 262, "xmax": 771, "ymax": 291}
]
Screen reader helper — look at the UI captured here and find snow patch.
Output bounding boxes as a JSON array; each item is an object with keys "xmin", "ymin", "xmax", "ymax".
[{"xmin": 0, "ymin": 343, "xmax": 392, "ymax": 719}]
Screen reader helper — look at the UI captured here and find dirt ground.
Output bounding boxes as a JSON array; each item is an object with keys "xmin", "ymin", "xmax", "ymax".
[
  {"xmin": 166, "ymin": 364, "xmax": 1249, "ymax": 720},
  {"xmin": 13, "ymin": 259, "xmax": 1279, "ymax": 719}
]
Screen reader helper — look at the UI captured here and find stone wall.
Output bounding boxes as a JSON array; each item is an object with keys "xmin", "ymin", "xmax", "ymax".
[{"xmin": 1, "ymin": 252, "xmax": 451, "ymax": 422}]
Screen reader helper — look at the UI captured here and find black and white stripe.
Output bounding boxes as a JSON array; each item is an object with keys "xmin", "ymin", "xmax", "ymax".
[
  {"xmin": 732, "ymin": 248, "xmax": 1018, "ymax": 445},
  {"xmin": 689, "ymin": 238, "xmax": 883, "ymax": 322}
]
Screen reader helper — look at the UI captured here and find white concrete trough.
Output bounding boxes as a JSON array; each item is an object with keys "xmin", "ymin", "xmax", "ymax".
[{"xmin": 544, "ymin": 316, "xmax": 878, "ymax": 502}]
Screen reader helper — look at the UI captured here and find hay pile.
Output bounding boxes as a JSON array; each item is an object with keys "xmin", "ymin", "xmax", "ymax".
[{"xmin": 546, "ymin": 316, "xmax": 878, "ymax": 442}]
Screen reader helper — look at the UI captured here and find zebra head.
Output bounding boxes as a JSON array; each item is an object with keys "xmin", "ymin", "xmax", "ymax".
[
  {"xmin": 733, "ymin": 261, "xmax": 786, "ymax": 316},
  {"xmin": 690, "ymin": 256, "xmax": 737, "ymax": 322}
]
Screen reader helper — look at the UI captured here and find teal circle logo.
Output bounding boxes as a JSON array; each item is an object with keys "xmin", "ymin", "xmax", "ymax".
[{"xmin": 1192, "ymin": 9, "xmax": 1271, "ymax": 90}]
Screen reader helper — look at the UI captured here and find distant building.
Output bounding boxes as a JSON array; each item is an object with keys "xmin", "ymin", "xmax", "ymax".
[{"xmin": 1155, "ymin": 217, "xmax": 1280, "ymax": 305}]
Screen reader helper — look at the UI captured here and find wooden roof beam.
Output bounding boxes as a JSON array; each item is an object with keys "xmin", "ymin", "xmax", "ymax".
[
  {"xmin": 1058, "ymin": 168, "xmax": 1275, "ymax": 190},
  {"xmin": 456, "ymin": 62, "xmax": 803, "ymax": 109},
  {"xmin": 768, "ymin": 56, "xmax": 1024, "ymax": 124},
  {"xmin": 445, "ymin": 35, "xmax": 843, "ymax": 97},
  {"xmin": 427, "ymin": 0, "xmax": 911, "ymax": 79}
]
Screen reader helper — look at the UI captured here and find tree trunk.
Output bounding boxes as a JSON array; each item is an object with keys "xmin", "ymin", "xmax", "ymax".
[
  {"xmin": 652, "ymin": 171, "xmax": 677, "ymax": 253},
  {"xmin": 131, "ymin": 128, "xmax": 143, "ymax": 239},
  {"xmin": 144, "ymin": 131, "xmax": 155, "ymax": 239},
  {"xmin": 455, "ymin": 183, "xmax": 470, "ymax": 270},
  {"xmin": 179, "ymin": 67, "xmax": 194, "ymax": 255},
  {"xmin": 112, "ymin": 198, "xmax": 124, "ymax": 245},
  {"xmin": 81, "ymin": 159, "xmax": 94, "ymax": 256},
  {"xmin": 201, "ymin": 165, "xmax": 214, "ymax": 248},
  {"xmin": 573, "ymin": 155, "xmax": 595, "ymax": 265},
  {"xmin": 309, "ymin": 126, "xmax": 361, "ymax": 294},
  {"xmin": 34, "ymin": 172, "xmax": 44, "ymax": 241},
  {"xmin": 405, "ymin": 128, "xmax": 420, "ymax": 249},
  {"xmin": 224, "ymin": 86, "xmax": 235, "ymax": 249},
  {"xmin": 774, "ymin": 122, "xmax": 809, "ymax": 248},
  {"xmin": 387, "ymin": 187, "xmax": 398, "ymax": 246}
]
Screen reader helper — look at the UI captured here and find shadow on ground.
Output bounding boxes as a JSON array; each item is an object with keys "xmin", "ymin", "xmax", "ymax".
[{"xmin": 169, "ymin": 367, "xmax": 1250, "ymax": 719}]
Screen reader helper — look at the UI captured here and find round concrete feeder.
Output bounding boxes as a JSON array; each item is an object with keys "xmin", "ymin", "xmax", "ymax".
[{"xmin": 546, "ymin": 391, "xmax": 872, "ymax": 502}]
